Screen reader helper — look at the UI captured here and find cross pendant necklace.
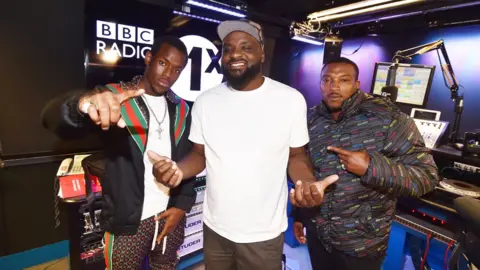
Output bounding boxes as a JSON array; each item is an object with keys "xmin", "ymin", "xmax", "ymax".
[
  {"xmin": 141, "ymin": 95, "xmax": 168, "ymax": 140},
  {"xmin": 156, "ymin": 126, "xmax": 163, "ymax": 139}
]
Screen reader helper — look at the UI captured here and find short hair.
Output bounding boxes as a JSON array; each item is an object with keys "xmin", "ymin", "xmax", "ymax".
[
  {"xmin": 150, "ymin": 36, "xmax": 188, "ymax": 65},
  {"xmin": 321, "ymin": 57, "xmax": 359, "ymax": 80}
]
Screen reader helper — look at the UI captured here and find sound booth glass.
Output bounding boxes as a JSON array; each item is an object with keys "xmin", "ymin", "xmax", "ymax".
[
  {"xmin": 370, "ymin": 62, "xmax": 436, "ymax": 107},
  {"xmin": 84, "ymin": 0, "xmax": 223, "ymax": 104}
]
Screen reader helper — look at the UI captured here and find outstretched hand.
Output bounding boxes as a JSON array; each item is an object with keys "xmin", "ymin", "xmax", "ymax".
[
  {"xmin": 78, "ymin": 88, "xmax": 145, "ymax": 130},
  {"xmin": 148, "ymin": 150, "xmax": 183, "ymax": 188},
  {"xmin": 154, "ymin": 207, "xmax": 185, "ymax": 244},
  {"xmin": 289, "ymin": 174, "xmax": 339, "ymax": 208},
  {"xmin": 327, "ymin": 146, "xmax": 370, "ymax": 176}
]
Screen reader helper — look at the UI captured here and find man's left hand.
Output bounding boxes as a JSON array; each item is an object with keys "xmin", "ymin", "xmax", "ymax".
[
  {"xmin": 290, "ymin": 175, "xmax": 339, "ymax": 208},
  {"xmin": 327, "ymin": 146, "xmax": 370, "ymax": 176},
  {"xmin": 155, "ymin": 207, "xmax": 185, "ymax": 244}
]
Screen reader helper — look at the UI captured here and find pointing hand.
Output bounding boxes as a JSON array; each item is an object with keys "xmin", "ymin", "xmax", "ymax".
[{"xmin": 78, "ymin": 88, "xmax": 145, "ymax": 130}]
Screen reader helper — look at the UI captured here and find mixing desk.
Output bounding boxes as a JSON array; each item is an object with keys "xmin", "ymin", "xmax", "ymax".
[
  {"xmin": 413, "ymin": 118, "xmax": 449, "ymax": 149},
  {"xmin": 385, "ymin": 138, "xmax": 480, "ymax": 270}
]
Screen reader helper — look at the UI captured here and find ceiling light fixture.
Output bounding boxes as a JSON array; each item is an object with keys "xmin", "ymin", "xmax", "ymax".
[
  {"xmin": 292, "ymin": 35, "xmax": 324, "ymax": 46},
  {"xmin": 335, "ymin": 0, "xmax": 480, "ymax": 27},
  {"xmin": 311, "ymin": 0, "xmax": 425, "ymax": 22},
  {"xmin": 173, "ymin": 10, "xmax": 221, "ymax": 23},
  {"xmin": 185, "ymin": 0, "xmax": 246, "ymax": 18},
  {"xmin": 308, "ymin": 0, "xmax": 395, "ymax": 20}
]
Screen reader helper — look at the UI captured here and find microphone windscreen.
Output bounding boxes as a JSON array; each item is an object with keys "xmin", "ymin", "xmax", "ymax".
[{"xmin": 380, "ymin": 86, "xmax": 398, "ymax": 102}]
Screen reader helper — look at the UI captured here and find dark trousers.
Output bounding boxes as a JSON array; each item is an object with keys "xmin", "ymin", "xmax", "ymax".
[
  {"xmin": 203, "ymin": 224, "xmax": 284, "ymax": 270},
  {"xmin": 306, "ymin": 230, "xmax": 383, "ymax": 270}
]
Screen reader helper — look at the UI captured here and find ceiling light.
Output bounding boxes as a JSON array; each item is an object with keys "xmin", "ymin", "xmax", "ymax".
[
  {"xmin": 173, "ymin": 10, "xmax": 221, "ymax": 23},
  {"xmin": 292, "ymin": 35, "xmax": 323, "ymax": 46},
  {"xmin": 312, "ymin": 0, "xmax": 425, "ymax": 22},
  {"xmin": 308, "ymin": 0, "xmax": 395, "ymax": 20},
  {"xmin": 186, "ymin": 0, "xmax": 246, "ymax": 18}
]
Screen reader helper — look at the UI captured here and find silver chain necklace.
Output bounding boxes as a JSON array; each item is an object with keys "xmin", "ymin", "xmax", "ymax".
[{"xmin": 138, "ymin": 81, "xmax": 168, "ymax": 139}]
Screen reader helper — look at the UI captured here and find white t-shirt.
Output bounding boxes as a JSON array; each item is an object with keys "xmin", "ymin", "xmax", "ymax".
[
  {"xmin": 141, "ymin": 94, "xmax": 171, "ymax": 220},
  {"xmin": 189, "ymin": 77, "xmax": 309, "ymax": 243}
]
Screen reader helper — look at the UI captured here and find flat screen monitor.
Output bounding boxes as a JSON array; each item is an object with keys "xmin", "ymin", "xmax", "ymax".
[{"xmin": 370, "ymin": 62, "xmax": 435, "ymax": 107}]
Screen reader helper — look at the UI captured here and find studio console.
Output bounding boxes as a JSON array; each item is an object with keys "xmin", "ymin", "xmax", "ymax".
[
  {"xmin": 395, "ymin": 209, "xmax": 455, "ymax": 245},
  {"xmin": 413, "ymin": 118, "xmax": 449, "ymax": 149},
  {"xmin": 453, "ymin": 161, "xmax": 480, "ymax": 176}
]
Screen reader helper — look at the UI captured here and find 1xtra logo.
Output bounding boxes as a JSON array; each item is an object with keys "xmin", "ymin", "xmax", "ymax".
[
  {"xmin": 95, "ymin": 20, "xmax": 154, "ymax": 59},
  {"xmin": 171, "ymin": 35, "xmax": 224, "ymax": 102}
]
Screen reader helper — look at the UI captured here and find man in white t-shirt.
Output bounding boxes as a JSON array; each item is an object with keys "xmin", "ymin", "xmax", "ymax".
[{"xmin": 153, "ymin": 20, "xmax": 338, "ymax": 269}]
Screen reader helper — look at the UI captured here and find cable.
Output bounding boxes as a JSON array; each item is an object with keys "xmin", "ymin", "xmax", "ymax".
[
  {"xmin": 342, "ymin": 41, "xmax": 364, "ymax": 56},
  {"xmin": 420, "ymin": 233, "xmax": 432, "ymax": 270},
  {"xmin": 439, "ymin": 166, "xmax": 463, "ymax": 179},
  {"xmin": 444, "ymin": 240, "xmax": 455, "ymax": 270}
]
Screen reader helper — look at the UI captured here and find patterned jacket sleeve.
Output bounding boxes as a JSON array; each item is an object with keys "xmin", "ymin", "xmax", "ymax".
[{"xmin": 360, "ymin": 112, "xmax": 440, "ymax": 197}]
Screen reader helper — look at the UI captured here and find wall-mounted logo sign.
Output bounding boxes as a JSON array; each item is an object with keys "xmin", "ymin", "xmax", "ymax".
[
  {"xmin": 95, "ymin": 20, "xmax": 154, "ymax": 59},
  {"xmin": 178, "ymin": 233, "xmax": 203, "ymax": 258},
  {"xmin": 171, "ymin": 35, "xmax": 224, "ymax": 102}
]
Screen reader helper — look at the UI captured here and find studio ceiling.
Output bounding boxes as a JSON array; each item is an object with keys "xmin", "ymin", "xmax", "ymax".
[
  {"xmin": 244, "ymin": 0, "xmax": 360, "ymax": 21},
  {"xmin": 242, "ymin": 0, "xmax": 480, "ymax": 37},
  {"xmin": 144, "ymin": 0, "xmax": 480, "ymax": 37}
]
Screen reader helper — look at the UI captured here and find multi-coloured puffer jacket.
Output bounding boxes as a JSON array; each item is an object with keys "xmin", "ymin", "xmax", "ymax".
[{"xmin": 292, "ymin": 91, "xmax": 439, "ymax": 258}]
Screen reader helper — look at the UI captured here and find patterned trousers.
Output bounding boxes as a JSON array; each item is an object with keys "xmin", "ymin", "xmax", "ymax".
[{"xmin": 103, "ymin": 214, "xmax": 186, "ymax": 270}]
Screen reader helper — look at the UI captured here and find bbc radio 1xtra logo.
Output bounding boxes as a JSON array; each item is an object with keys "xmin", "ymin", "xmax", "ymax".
[
  {"xmin": 96, "ymin": 20, "xmax": 154, "ymax": 59},
  {"xmin": 95, "ymin": 21, "xmax": 223, "ymax": 102},
  {"xmin": 172, "ymin": 35, "xmax": 223, "ymax": 102}
]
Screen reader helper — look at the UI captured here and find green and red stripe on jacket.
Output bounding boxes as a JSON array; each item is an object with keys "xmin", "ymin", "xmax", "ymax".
[{"xmin": 106, "ymin": 83, "xmax": 189, "ymax": 153}]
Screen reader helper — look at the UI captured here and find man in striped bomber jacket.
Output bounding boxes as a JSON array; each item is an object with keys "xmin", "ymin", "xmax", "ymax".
[
  {"xmin": 42, "ymin": 36, "xmax": 195, "ymax": 270},
  {"xmin": 291, "ymin": 57, "xmax": 440, "ymax": 270}
]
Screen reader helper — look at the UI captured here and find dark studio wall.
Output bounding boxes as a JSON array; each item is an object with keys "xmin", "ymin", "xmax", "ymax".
[
  {"xmin": 0, "ymin": 0, "xmax": 86, "ymax": 257},
  {"xmin": 0, "ymin": 1, "xmax": 100, "ymax": 157},
  {"xmin": 271, "ymin": 24, "xmax": 480, "ymax": 137}
]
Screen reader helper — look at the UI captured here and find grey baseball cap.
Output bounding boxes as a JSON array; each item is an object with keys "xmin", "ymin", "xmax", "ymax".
[{"xmin": 217, "ymin": 19, "xmax": 264, "ymax": 46}]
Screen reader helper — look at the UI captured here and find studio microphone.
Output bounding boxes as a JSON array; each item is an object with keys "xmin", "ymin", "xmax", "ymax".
[
  {"xmin": 380, "ymin": 63, "xmax": 399, "ymax": 102},
  {"xmin": 380, "ymin": 85, "xmax": 398, "ymax": 103}
]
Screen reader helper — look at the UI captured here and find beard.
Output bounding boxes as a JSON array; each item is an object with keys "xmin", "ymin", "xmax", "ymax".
[
  {"xmin": 326, "ymin": 104, "xmax": 342, "ymax": 113},
  {"xmin": 222, "ymin": 61, "xmax": 262, "ymax": 89},
  {"xmin": 323, "ymin": 100, "xmax": 342, "ymax": 112}
]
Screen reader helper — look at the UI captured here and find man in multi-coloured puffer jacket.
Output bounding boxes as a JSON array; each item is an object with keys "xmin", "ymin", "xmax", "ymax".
[{"xmin": 291, "ymin": 57, "xmax": 440, "ymax": 270}]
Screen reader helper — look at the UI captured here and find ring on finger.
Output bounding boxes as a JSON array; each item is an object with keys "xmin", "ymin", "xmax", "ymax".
[
  {"xmin": 80, "ymin": 102, "xmax": 96, "ymax": 114},
  {"xmin": 341, "ymin": 163, "xmax": 346, "ymax": 170}
]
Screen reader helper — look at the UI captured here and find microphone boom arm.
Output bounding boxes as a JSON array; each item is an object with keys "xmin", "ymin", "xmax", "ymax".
[{"xmin": 389, "ymin": 39, "xmax": 464, "ymax": 144}]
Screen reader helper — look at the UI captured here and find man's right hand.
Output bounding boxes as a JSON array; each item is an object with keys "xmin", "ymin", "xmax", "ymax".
[
  {"xmin": 78, "ymin": 88, "xmax": 145, "ymax": 130},
  {"xmin": 293, "ymin": 222, "xmax": 307, "ymax": 244},
  {"xmin": 289, "ymin": 174, "xmax": 339, "ymax": 208},
  {"xmin": 148, "ymin": 150, "xmax": 184, "ymax": 188}
]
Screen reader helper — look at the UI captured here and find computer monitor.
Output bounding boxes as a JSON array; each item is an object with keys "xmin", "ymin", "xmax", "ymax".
[{"xmin": 370, "ymin": 62, "xmax": 436, "ymax": 107}]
